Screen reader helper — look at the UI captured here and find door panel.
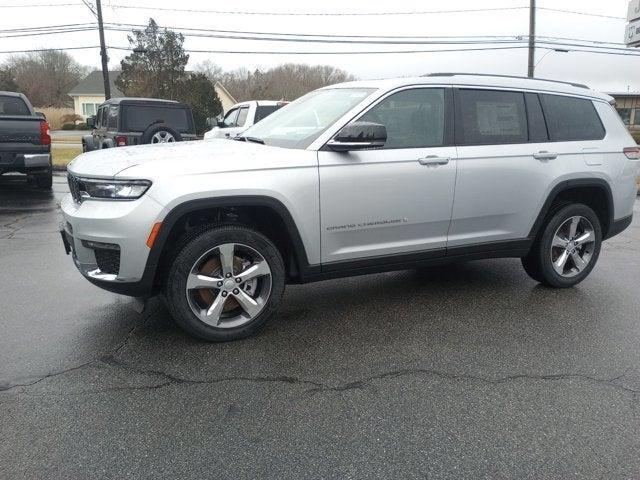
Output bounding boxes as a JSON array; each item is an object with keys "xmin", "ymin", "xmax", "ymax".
[
  {"xmin": 318, "ymin": 86, "xmax": 456, "ymax": 264},
  {"xmin": 449, "ymin": 143, "xmax": 573, "ymax": 246},
  {"xmin": 319, "ymin": 147, "xmax": 457, "ymax": 263}
]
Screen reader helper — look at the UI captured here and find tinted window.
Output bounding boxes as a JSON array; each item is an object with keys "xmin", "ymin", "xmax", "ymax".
[
  {"xmin": 222, "ymin": 108, "xmax": 239, "ymax": 128},
  {"xmin": 255, "ymin": 105, "xmax": 281, "ymax": 122},
  {"xmin": 540, "ymin": 94, "xmax": 605, "ymax": 141},
  {"xmin": 107, "ymin": 105, "xmax": 118, "ymax": 129},
  {"xmin": 100, "ymin": 106, "xmax": 108, "ymax": 127},
  {"xmin": 457, "ymin": 89, "xmax": 527, "ymax": 145},
  {"xmin": 0, "ymin": 95, "xmax": 30, "ymax": 115},
  {"xmin": 360, "ymin": 88, "xmax": 445, "ymax": 149},
  {"xmin": 525, "ymin": 93, "xmax": 548, "ymax": 143},
  {"xmin": 124, "ymin": 106, "xmax": 190, "ymax": 132},
  {"xmin": 236, "ymin": 107, "xmax": 249, "ymax": 127}
]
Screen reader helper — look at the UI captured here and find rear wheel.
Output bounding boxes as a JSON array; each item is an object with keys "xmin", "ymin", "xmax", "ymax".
[
  {"xmin": 522, "ymin": 203, "xmax": 601, "ymax": 288},
  {"xmin": 164, "ymin": 225, "xmax": 285, "ymax": 341}
]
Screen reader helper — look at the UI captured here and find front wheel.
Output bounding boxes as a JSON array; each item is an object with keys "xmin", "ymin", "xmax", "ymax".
[
  {"xmin": 164, "ymin": 225, "xmax": 285, "ymax": 341},
  {"xmin": 522, "ymin": 203, "xmax": 602, "ymax": 288}
]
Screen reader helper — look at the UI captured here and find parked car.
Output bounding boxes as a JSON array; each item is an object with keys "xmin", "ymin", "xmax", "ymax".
[
  {"xmin": 204, "ymin": 100, "xmax": 288, "ymax": 140},
  {"xmin": 0, "ymin": 91, "xmax": 52, "ymax": 189},
  {"xmin": 82, "ymin": 98, "xmax": 197, "ymax": 152},
  {"xmin": 61, "ymin": 74, "xmax": 639, "ymax": 341}
]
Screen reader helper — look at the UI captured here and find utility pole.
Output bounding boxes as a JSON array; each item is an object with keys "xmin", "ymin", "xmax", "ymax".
[
  {"xmin": 96, "ymin": 0, "xmax": 111, "ymax": 99},
  {"xmin": 527, "ymin": 0, "xmax": 536, "ymax": 78}
]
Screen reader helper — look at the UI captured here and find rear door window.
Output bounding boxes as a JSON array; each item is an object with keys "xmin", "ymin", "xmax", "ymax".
[
  {"xmin": 456, "ymin": 89, "xmax": 528, "ymax": 145},
  {"xmin": 236, "ymin": 107, "xmax": 249, "ymax": 127},
  {"xmin": 255, "ymin": 105, "xmax": 281, "ymax": 122},
  {"xmin": 539, "ymin": 94, "xmax": 605, "ymax": 141},
  {"xmin": 0, "ymin": 95, "xmax": 30, "ymax": 115},
  {"xmin": 124, "ymin": 106, "xmax": 191, "ymax": 133}
]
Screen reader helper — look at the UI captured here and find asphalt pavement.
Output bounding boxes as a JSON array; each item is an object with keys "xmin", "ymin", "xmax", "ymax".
[{"xmin": 1, "ymin": 172, "xmax": 639, "ymax": 479}]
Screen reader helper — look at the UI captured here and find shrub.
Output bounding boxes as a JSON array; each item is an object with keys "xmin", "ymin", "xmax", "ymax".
[
  {"xmin": 61, "ymin": 123, "xmax": 76, "ymax": 130},
  {"xmin": 76, "ymin": 123, "xmax": 88, "ymax": 130},
  {"xmin": 34, "ymin": 107, "xmax": 75, "ymax": 130},
  {"xmin": 61, "ymin": 113, "xmax": 84, "ymax": 124}
]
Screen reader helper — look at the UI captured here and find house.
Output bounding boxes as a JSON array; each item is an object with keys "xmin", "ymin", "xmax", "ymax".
[
  {"xmin": 608, "ymin": 92, "xmax": 640, "ymax": 131},
  {"xmin": 69, "ymin": 71, "xmax": 238, "ymax": 119},
  {"xmin": 68, "ymin": 71, "xmax": 123, "ymax": 119},
  {"xmin": 214, "ymin": 80, "xmax": 237, "ymax": 113}
]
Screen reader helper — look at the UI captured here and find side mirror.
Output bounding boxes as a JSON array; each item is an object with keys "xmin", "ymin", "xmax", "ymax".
[
  {"xmin": 86, "ymin": 116, "xmax": 95, "ymax": 129},
  {"xmin": 327, "ymin": 121, "xmax": 387, "ymax": 152}
]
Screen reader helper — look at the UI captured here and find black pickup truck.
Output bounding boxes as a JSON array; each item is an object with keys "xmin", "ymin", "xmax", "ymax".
[{"xmin": 0, "ymin": 91, "xmax": 52, "ymax": 189}]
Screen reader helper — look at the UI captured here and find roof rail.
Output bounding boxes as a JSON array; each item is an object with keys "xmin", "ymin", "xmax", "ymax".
[{"xmin": 423, "ymin": 72, "xmax": 589, "ymax": 90}]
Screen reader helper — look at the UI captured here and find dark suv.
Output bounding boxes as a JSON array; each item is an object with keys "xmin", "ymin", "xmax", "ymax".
[{"xmin": 83, "ymin": 98, "xmax": 197, "ymax": 152}]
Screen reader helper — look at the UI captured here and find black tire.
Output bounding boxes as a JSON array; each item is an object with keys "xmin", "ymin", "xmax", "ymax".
[
  {"xmin": 140, "ymin": 125, "xmax": 181, "ymax": 145},
  {"xmin": 521, "ymin": 203, "xmax": 602, "ymax": 288},
  {"xmin": 35, "ymin": 166, "xmax": 53, "ymax": 190},
  {"xmin": 164, "ymin": 225, "xmax": 286, "ymax": 342}
]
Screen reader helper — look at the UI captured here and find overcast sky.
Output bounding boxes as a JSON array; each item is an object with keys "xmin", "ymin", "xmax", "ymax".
[{"xmin": 0, "ymin": 0, "xmax": 638, "ymax": 92}]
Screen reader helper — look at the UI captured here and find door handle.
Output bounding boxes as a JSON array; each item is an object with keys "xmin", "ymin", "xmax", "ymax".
[
  {"xmin": 418, "ymin": 155, "xmax": 450, "ymax": 166},
  {"xmin": 533, "ymin": 151, "xmax": 558, "ymax": 161}
]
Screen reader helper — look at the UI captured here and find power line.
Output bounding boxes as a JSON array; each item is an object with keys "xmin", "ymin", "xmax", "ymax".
[
  {"xmin": 0, "ymin": 46, "xmax": 100, "ymax": 54},
  {"xmin": 103, "ymin": 5, "xmax": 532, "ymax": 16},
  {"xmin": 537, "ymin": 7, "xmax": 625, "ymax": 20}
]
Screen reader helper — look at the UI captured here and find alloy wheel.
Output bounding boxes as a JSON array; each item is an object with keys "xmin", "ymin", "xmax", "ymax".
[
  {"xmin": 185, "ymin": 243, "xmax": 272, "ymax": 328},
  {"xmin": 151, "ymin": 131, "xmax": 175, "ymax": 143},
  {"xmin": 550, "ymin": 215, "xmax": 596, "ymax": 278}
]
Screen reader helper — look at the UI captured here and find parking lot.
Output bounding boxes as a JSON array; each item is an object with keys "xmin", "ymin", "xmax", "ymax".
[{"xmin": 1, "ymin": 172, "xmax": 639, "ymax": 479}]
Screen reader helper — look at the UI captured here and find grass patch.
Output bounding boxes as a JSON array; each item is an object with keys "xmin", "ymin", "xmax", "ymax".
[{"xmin": 52, "ymin": 146, "xmax": 82, "ymax": 168}]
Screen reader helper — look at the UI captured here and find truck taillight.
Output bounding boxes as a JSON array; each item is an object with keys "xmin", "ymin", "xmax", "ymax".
[
  {"xmin": 623, "ymin": 147, "xmax": 640, "ymax": 159},
  {"xmin": 40, "ymin": 120, "xmax": 51, "ymax": 145},
  {"xmin": 115, "ymin": 136, "xmax": 128, "ymax": 147}
]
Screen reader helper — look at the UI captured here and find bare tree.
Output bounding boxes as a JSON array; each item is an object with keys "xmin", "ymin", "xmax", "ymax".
[
  {"xmin": 5, "ymin": 51, "xmax": 89, "ymax": 107},
  {"xmin": 213, "ymin": 63, "xmax": 356, "ymax": 102}
]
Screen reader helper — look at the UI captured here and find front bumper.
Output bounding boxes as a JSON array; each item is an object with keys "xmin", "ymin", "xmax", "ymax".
[{"xmin": 59, "ymin": 192, "xmax": 166, "ymax": 296}]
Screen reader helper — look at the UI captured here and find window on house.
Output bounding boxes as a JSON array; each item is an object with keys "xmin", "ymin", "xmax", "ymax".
[
  {"xmin": 82, "ymin": 103, "xmax": 100, "ymax": 117},
  {"xmin": 617, "ymin": 108, "xmax": 632, "ymax": 125}
]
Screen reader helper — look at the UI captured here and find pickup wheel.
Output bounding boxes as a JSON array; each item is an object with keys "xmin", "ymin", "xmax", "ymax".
[
  {"xmin": 35, "ymin": 166, "xmax": 53, "ymax": 190},
  {"xmin": 521, "ymin": 203, "xmax": 602, "ymax": 288},
  {"xmin": 164, "ymin": 225, "xmax": 285, "ymax": 342}
]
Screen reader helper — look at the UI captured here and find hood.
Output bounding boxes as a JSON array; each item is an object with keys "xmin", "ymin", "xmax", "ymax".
[{"xmin": 67, "ymin": 139, "xmax": 309, "ymax": 179}]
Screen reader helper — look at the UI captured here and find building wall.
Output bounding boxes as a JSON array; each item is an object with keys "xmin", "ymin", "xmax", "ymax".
[
  {"xmin": 72, "ymin": 95, "xmax": 106, "ymax": 119},
  {"xmin": 612, "ymin": 95, "xmax": 640, "ymax": 130},
  {"xmin": 215, "ymin": 84, "xmax": 237, "ymax": 114}
]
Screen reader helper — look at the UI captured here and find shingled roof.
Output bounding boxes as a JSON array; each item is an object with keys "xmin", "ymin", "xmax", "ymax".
[{"xmin": 68, "ymin": 70, "xmax": 123, "ymax": 97}]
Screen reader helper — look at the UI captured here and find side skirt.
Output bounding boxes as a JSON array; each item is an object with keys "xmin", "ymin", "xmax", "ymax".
[{"xmin": 294, "ymin": 238, "xmax": 533, "ymax": 284}]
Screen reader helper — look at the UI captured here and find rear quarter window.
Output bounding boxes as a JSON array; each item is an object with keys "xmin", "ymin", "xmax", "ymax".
[
  {"xmin": 539, "ymin": 94, "xmax": 605, "ymax": 141},
  {"xmin": 0, "ymin": 95, "xmax": 30, "ymax": 115},
  {"xmin": 123, "ymin": 106, "xmax": 192, "ymax": 133}
]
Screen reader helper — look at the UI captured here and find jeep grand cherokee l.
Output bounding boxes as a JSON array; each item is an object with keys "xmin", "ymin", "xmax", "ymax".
[{"xmin": 60, "ymin": 74, "xmax": 639, "ymax": 341}]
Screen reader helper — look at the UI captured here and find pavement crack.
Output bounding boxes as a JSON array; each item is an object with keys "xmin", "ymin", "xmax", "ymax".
[{"xmin": 0, "ymin": 306, "xmax": 158, "ymax": 393}]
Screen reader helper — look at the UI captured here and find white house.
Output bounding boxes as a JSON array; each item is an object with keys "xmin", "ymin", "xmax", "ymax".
[
  {"xmin": 69, "ymin": 71, "xmax": 237, "ymax": 119},
  {"xmin": 68, "ymin": 71, "xmax": 123, "ymax": 119}
]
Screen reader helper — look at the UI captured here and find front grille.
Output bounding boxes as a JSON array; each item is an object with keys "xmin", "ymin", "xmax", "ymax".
[
  {"xmin": 67, "ymin": 173, "xmax": 82, "ymax": 203},
  {"xmin": 94, "ymin": 247, "xmax": 121, "ymax": 275}
]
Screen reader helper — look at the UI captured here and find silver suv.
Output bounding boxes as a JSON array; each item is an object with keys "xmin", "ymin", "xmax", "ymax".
[{"xmin": 60, "ymin": 73, "xmax": 639, "ymax": 341}]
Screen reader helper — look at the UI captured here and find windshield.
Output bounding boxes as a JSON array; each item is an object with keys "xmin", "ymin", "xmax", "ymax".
[{"xmin": 241, "ymin": 88, "xmax": 376, "ymax": 149}]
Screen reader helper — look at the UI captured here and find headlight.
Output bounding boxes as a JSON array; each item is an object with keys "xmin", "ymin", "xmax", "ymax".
[{"xmin": 77, "ymin": 178, "xmax": 152, "ymax": 200}]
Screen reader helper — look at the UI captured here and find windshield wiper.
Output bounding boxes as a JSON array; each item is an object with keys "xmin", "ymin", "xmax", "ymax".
[{"xmin": 234, "ymin": 135, "xmax": 265, "ymax": 145}]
